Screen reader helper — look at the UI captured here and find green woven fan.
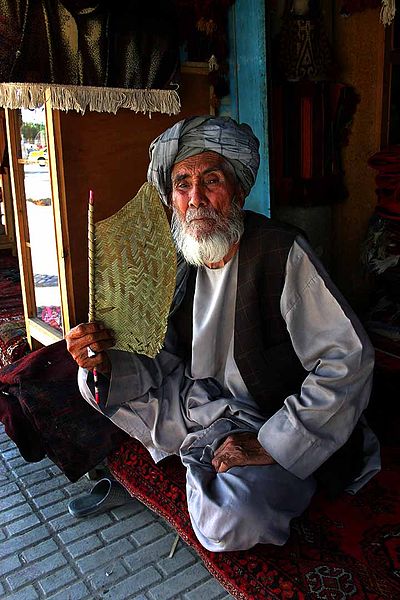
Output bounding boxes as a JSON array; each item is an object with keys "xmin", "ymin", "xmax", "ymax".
[{"xmin": 93, "ymin": 182, "xmax": 176, "ymax": 357}]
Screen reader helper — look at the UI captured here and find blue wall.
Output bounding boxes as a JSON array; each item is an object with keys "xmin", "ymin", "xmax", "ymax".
[{"xmin": 221, "ymin": 0, "xmax": 270, "ymax": 216}]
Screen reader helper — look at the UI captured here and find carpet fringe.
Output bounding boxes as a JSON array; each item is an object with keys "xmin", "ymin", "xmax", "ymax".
[{"xmin": 0, "ymin": 83, "xmax": 181, "ymax": 115}]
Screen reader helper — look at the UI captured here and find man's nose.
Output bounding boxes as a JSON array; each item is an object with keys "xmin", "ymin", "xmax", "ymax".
[{"xmin": 188, "ymin": 183, "xmax": 207, "ymax": 208}]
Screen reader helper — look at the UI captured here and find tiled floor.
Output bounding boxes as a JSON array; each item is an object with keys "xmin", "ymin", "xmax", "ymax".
[{"xmin": 0, "ymin": 425, "xmax": 234, "ymax": 600}]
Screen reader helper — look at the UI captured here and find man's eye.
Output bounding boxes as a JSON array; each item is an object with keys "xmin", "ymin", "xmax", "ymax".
[
  {"xmin": 176, "ymin": 182, "xmax": 189, "ymax": 190},
  {"xmin": 205, "ymin": 177, "xmax": 219, "ymax": 185}
]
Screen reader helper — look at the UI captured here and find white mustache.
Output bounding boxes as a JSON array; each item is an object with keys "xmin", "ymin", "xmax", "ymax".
[{"xmin": 185, "ymin": 207, "xmax": 218, "ymax": 223}]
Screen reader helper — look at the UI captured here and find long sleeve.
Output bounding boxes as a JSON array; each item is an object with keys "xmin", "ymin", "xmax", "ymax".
[
  {"xmin": 77, "ymin": 347, "xmax": 181, "ymax": 410},
  {"xmin": 258, "ymin": 236, "xmax": 376, "ymax": 480},
  {"xmin": 77, "ymin": 312, "xmax": 183, "ymax": 410},
  {"xmin": 104, "ymin": 347, "xmax": 182, "ymax": 407}
]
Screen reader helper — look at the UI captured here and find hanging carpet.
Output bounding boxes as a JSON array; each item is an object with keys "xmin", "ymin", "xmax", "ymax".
[{"xmin": 0, "ymin": 0, "xmax": 180, "ymax": 115}]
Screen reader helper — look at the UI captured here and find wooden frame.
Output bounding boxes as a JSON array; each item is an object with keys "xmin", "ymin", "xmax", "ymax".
[
  {"xmin": 5, "ymin": 106, "xmax": 67, "ymax": 348},
  {"xmin": 0, "ymin": 168, "xmax": 16, "ymax": 254},
  {"xmin": 0, "ymin": 109, "xmax": 16, "ymax": 254},
  {"xmin": 44, "ymin": 91, "xmax": 74, "ymax": 333}
]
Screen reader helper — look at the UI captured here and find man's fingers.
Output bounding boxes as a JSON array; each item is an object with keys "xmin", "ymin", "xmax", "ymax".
[
  {"xmin": 213, "ymin": 433, "xmax": 252, "ymax": 461},
  {"xmin": 211, "ymin": 433, "xmax": 276, "ymax": 473},
  {"xmin": 212, "ymin": 453, "xmax": 243, "ymax": 473},
  {"xmin": 83, "ymin": 336, "xmax": 115, "ymax": 354},
  {"xmin": 66, "ymin": 329, "xmax": 114, "ymax": 358},
  {"xmin": 67, "ymin": 322, "xmax": 105, "ymax": 339},
  {"xmin": 66, "ymin": 322, "xmax": 113, "ymax": 348},
  {"xmin": 75, "ymin": 329, "xmax": 114, "ymax": 348},
  {"xmin": 65, "ymin": 322, "xmax": 112, "ymax": 375},
  {"xmin": 76, "ymin": 351, "xmax": 111, "ymax": 374},
  {"xmin": 213, "ymin": 435, "xmax": 235, "ymax": 457},
  {"xmin": 76, "ymin": 350, "xmax": 101, "ymax": 368},
  {"xmin": 214, "ymin": 460, "xmax": 231, "ymax": 474}
]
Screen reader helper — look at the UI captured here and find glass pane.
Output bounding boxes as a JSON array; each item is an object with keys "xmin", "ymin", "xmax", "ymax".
[{"xmin": 20, "ymin": 107, "xmax": 63, "ymax": 333}]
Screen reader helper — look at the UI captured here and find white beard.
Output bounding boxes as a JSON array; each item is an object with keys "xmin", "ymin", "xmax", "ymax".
[{"xmin": 171, "ymin": 202, "xmax": 244, "ymax": 267}]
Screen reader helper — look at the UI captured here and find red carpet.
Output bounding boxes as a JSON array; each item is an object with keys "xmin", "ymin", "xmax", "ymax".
[
  {"xmin": 0, "ymin": 252, "xmax": 29, "ymax": 367},
  {"xmin": 109, "ymin": 442, "xmax": 400, "ymax": 599}
]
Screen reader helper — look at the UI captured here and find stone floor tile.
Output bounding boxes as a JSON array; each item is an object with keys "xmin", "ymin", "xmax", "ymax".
[
  {"xmin": 0, "ymin": 502, "xmax": 34, "ymax": 526},
  {"xmin": 20, "ymin": 538, "xmax": 59, "ymax": 562},
  {"xmin": 47, "ymin": 581, "xmax": 90, "ymax": 600},
  {"xmin": 157, "ymin": 547, "xmax": 196, "ymax": 576},
  {"xmin": 3, "ymin": 585, "xmax": 40, "ymax": 600},
  {"xmin": 183, "ymin": 578, "xmax": 228, "ymax": 600},
  {"xmin": 0, "ymin": 491, "xmax": 26, "ymax": 511},
  {"xmin": 39, "ymin": 499, "xmax": 71, "ymax": 520},
  {"xmin": 0, "ymin": 481, "xmax": 19, "ymax": 498},
  {"xmin": 31, "ymin": 488, "xmax": 66, "ymax": 509},
  {"xmin": 0, "ymin": 524, "xmax": 49, "ymax": 557},
  {"xmin": 87, "ymin": 561, "xmax": 129, "ymax": 592},
  {"xmin": 65, "ymin": 533, "xmax": 103, "ymax": 559},
  {"xmin": 76, "ymin": 538, "xmax": 134, "ymax": 574},
  {"xmin": 123, "ymin": 533, "xmax": 176, "ymax": 572},
  {"xmin": 0, "ymin": 553, "xmax": 22, "ymax": 577},
  {"xmin": 102, "ymin": 567, "xmax": 162, "ymax": 599},
  {"xmin": 56, "ymin": 513, "xmax": 114, "ymax": 544},
  {"xmin": 37, "ymin": 565, "xmax": 78, "ymax": 595},
  {"xmin": 6, "ymin": 552, "xmax": 67, "ymax": 591},
  {"xmin": 131, "ymin": 521, "xmax": 169, "ymax": 546},
  {"xmin": 5, "ymin": 513, "xmax": 41, "ymax": 536},
  {"xmin": 148, "ymin": 564, "xmax": 210, "ymax": 600}
]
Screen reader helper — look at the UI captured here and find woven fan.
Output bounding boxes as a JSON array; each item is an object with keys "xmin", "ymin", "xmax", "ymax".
[{"xmin": 93, "ymin": 182, "xmax": 176, "ymax": 357}]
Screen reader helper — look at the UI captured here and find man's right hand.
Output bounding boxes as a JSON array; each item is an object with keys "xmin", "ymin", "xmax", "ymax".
[{"xmin": 65, "ymin": 322, "xmax": 114, "ymax": 375}]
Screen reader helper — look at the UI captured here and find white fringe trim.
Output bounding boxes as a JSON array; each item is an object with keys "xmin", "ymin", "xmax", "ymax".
[
  {"xmin": 0, "ymin": 82, "xmax": 181, "ymax": 115},
  {"xmin": 380, "ymin": 0, "xmax": 396, "ymax": 26}
]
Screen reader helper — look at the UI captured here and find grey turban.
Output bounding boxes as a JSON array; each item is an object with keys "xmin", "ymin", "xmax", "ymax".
[{"xmin": 147, "ymin": 116, "xmax": 260, "ymax": 205}]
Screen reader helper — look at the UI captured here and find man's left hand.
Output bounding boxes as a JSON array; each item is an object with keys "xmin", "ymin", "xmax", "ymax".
[{"xmin": 211, "ymin": 432, "xmax": 276, "ymax": 473}]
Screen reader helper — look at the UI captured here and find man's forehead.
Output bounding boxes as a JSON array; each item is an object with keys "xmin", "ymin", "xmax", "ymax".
[{"xmin": 172, "ymin": 151, "xmax": 228, "ymax": 178}]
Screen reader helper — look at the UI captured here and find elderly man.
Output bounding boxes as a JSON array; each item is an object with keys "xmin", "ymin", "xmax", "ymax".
[{"xmin": 66, "ymin": 116, "xmax": 380, "ymax": 552}]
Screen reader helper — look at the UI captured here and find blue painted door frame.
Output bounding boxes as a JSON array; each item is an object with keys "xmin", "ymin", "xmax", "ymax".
[{"xmin": 225, "ymin": 0, "xmax": 270, "ymax": 216}]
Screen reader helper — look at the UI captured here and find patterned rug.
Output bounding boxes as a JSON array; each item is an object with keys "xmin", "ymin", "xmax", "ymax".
[
  {"xmin": 108, "ymin": 442, "xmax": 400, "ymax": 600},
  {"xmin": 0, "ymin": 252, "xmax": 29, "ymax": 368}
]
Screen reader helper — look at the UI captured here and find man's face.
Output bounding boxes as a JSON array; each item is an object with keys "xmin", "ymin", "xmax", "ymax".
[
  {"xmin": 170, "ymin": 152, "xmax": 245, "ymax": 267},
  {"xmin": 171, "ymin": 151, "xmax": 243, "ymax": 239}
]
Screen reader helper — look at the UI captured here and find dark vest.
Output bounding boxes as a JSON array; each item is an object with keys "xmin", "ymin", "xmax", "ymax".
[
  {"xmin": 172, "ymin": 210, "xmax": 365, "ymax": 495},
  {"xmin": 233, "ymin": 212, "xmax": 306, "ymax": 417}
]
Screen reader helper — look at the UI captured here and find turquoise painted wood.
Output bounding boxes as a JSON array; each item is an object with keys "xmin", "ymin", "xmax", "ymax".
[{"xmin": 224, "ymin": 0, "xmax": 270, "ymax": 216}]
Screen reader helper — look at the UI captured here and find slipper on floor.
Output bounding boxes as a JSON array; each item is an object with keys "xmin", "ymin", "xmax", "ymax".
[{"xmin": 68, "ymin": 478, "xmax": 134, "ymax": 518}]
